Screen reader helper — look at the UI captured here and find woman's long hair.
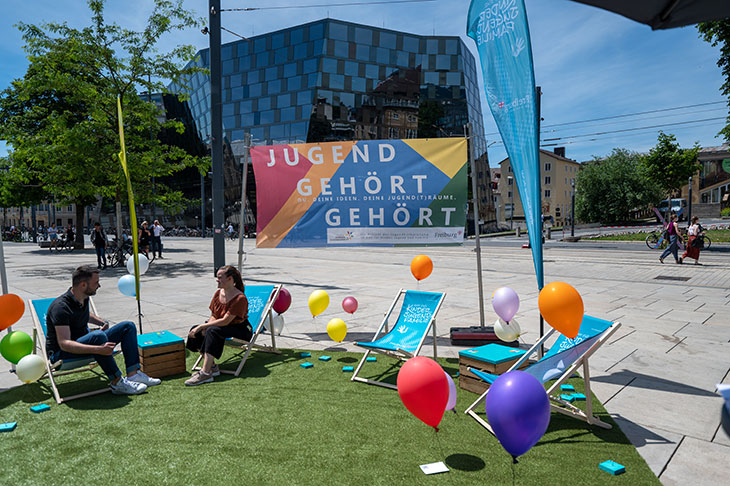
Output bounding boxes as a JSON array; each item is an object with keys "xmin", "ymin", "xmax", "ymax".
[{"xmin": 219, "ymin": 265, "xmax": 245, "ymax": 292}]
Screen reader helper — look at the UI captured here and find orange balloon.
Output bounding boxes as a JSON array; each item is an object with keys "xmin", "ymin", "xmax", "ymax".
[
  {"xmin": 410, "ymin": 255, "xmax": 433, "ymax": 281},
  {"xmin": 538, "ymin": 282, "xmax": 583, "ymax": 339},
  {"xmin": 0, "ymin": 294, "xmax": 25, "ymax": 331}
]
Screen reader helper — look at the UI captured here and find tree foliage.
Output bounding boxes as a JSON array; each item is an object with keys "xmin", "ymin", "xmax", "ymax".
[
  {"xmin": 642, "ymin": 131, "xmax": 701, "ymax": 198},
  {"xmin": 698, "ymin": 20, "xmax": 730, "ymax": 141},
  {"xmin": 0, "ymin": 0, "xmax": 208, "ymax": 242},
  {"xmin": 575, "ymin": 148, "xmax": 663, "ymax": 224}
]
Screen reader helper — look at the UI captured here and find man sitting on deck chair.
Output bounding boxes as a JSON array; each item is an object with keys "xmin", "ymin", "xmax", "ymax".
[{"xmin": 45, "ymin": 265, "xmax": 161, "ymax": 395}]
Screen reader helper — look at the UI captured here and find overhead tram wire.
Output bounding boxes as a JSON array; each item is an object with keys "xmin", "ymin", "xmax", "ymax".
[{"xmin": 222, "ymin": 0, "xmax": 437, "ymax": 13}]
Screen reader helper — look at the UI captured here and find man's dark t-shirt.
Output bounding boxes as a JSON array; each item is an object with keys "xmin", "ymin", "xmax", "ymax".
[{"xmin": 45, "ymin": 289, "xmax": 90, "ymax": 357}]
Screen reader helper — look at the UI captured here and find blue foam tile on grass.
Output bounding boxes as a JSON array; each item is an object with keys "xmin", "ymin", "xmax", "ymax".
[
  {"xmin": 599, "ymin": 460, "xmax": 625, "ymax": 475},
  {"xmin": 560, "ymin": 384, "xmax": 575, "ymax": 392},
  {"xmin": 0, "ymin": 422, "xmax": 17, "ymax": 432},
  {"xmin": 571, "ymin": 393, "xmax": 586, "ymax": 401},
  {"xmin": 366, "ymin": 356, "xmax": 377, "ymax": 362},
  {"xmin": 300, "ymin": 362, "xmax": 313, "ymax": 369},
  {"xmin": 300, "ymin": 352, "xmax": 311, "ymax": 358},
  {"xmin": 559, "ymin": 394, "xmax": 575, "ymax": 402},
  {"xmin": 30, "ymin": 404, "xmax": 51, "ymax": 413},
  {"xmin": 342, "ymin": 366, "xmax": 354, "ymax": 372},
  {"xmin": 318, "ymin": 356, "xmax": 331, "ymax": 362}
]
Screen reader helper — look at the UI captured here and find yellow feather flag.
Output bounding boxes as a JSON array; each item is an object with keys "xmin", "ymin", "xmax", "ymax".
[{"xmin": 117, "ymin": 96, "xmax": 140, "ymax": 301}]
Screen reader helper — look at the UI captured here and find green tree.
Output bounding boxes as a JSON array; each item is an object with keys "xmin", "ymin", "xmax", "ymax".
[
  {"xmin": 575, "ymin": 148, "xmax": 663, "ymax": 224},
  {"xmin": 0, "ymin": 0, "xmax": 208, "ymax": 247},
  {"xmin": 698, "ymin": 20, "xmax": 730, "ymax": 141},
  {"xmin": 642, "ymin": 132, "xmax": 701, "ymax": 210}
]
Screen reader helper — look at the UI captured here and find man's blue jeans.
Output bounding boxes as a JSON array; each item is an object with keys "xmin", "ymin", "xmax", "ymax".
[{"xmin": 50, "ymin": 321, "xmax": 140, "ymax": 380}]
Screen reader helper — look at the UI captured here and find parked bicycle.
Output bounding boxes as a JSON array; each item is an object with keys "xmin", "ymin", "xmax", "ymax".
[{"xmin": 52, "ymin": 235, "xmax": 75, "ymax": 253}]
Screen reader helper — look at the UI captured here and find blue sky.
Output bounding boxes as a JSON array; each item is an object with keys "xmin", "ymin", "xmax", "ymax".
[{"xmin": 0, "ymin": 0, "xmax": 726, "ymax": 165}]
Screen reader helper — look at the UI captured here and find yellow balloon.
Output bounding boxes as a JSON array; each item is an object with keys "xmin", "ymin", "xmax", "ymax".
[
  {"xmin": 327, "ymin": 318, "xmax": 347, "ymax": 343},
  {"xmin": 308, "ymin": 290, "xmax": 330, "ymax": 317}
]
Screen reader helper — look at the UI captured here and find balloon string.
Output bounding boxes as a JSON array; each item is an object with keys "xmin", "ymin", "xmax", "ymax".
[{"xmin": 511, "ymin": 459, "xmax": 517, "ymax": 486}]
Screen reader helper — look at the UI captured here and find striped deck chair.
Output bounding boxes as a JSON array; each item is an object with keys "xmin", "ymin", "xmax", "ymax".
[
  {"xmin": 193, "ymin": 284, "xmax": 282, "ymax": 377},
  {"xmin": 29, "ymin": 297, "xmax": 113, "ymax": 404},
  {"xmin": 351, "ymin": 289, "xmax": 446, "ymax": 389},
  {"xmin": 465, "ymin": 315, "xmax": 621, "ymax": 431}
]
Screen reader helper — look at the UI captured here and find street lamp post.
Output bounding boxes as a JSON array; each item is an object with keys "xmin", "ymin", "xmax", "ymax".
[
  {"xmin": 571, "ymin": 179, "xmax": 575, "ymax": 237},
  {"xmin": 687, "ymin": 176, "xmax": 693, "ymax": 226},
  {"xmin": 200, "ymin": 172, "xmax": 205, "ymax": 237},
  {"xmin": 507, "ymin": 175, "xmax": 514, "ymax": 230}
]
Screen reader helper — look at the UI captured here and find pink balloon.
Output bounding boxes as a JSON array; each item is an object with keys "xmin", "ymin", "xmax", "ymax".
[
  {"xmin": 492, "ymin": 287, "xmax": 520, "ymax": 322},
  {"xmin": 445, "ymin": 371, "xmax": 457, "ymax": 413},
  {"xmin": 273, "ymin": 288, "xmax": 292, "ymax": 314},
  {"xmin": 342, "ymin": 296, "xmax": 358, "ymax": 314}
]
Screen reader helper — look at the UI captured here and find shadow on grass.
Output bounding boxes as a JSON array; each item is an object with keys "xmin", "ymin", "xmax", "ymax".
[{"xmin": 445, "ymin": 453, "xmax": 486, "ymax": 472}]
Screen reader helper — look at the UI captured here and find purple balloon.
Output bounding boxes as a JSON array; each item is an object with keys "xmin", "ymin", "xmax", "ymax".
[
  {"xmin": 485, "ymin": 370, "xmax": 550, "ymax": 460},
  {"xmin": 273, "ymin": 288, "xmax": 292, "ymax": 314},
  {"xmin": 492, "ymin": 287, "xmax": 520, "ymax": 322},
  {"xmin": 444, "ymin": 371, "xmax": 457, "ymax": 413}
]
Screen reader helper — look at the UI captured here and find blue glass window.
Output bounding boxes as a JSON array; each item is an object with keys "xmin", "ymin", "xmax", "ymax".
[
  {"xmin": 375, "ymin": 47, "xmax": 389, "ymax": 64},
  {"xmin": 278, "ymin": 93, "xmax": 291, "ymax": 108},
  {"xmin": 323, "ymin": 57, "xmax": 338, "ymax": 74},
  {"xmin": 424, "ymin": 71, "xmax": 439, "ymax": 84},
  {"xmin": 284, "ymin": 62, "xmax": 297, "ymax": 77},
  {"xmin": 247, "ymin": 70, "xmax": 259, "ymax": 84},
  {"xmin": 427, "ymin": 39, "xmax": 438, "ymax": 54},
  {"xmin": 446, "ymin": 39, "xmax": 458, "ymax": 54},
  {"xmin": 312, "ymin": 39, "xmax": 325, "ymax": 55},
  {"xmin": 380, "ymin": 32, "xmax": 396, "ymax": 48},
  {"xmin": 265, "ymin": 67, "xmax": 278, "ymax": 81},
  {"xmin": 254, "ymin": 38, "xmax": 267, "ymax": 53},
  {"xmin": 222, "ymin": 59, "xmax": 234, "ymax": 75},
  {"xmin": 249, "ymin": 83, "xmax": 262, "ymax": 98},
  {"xmin": 231, "ymin": 129, "xmax": 245, "ymax": 141},
  {"xmin": 222, "ymin": 103, "xmax": 235, "ymax": 116},
  {"xmin": 231, "ymin": 87, "xmax": 244, "ymax": 100},
  {"xmin": 223, "ymin": 115, "xmax": 236, "ymax": 128},
  {"xmin": 356, "ymin": 44, "xmax": 370, "ymax": 61},
  {"xmin": 329, "ymin": 22, "xmax": 348, "ymax": 41},
  {"xmin": 258, "ymin": 97, "xmax": 271, "ymax": 111},
  {"xmin": 329, "ymin": 74, "xmax": 345, "ymax": 90},
  {"xmin": 256, "ymin": 52, "xmax": 270, "ymax": 67},
  {"xmin": 268, "ymin": 79, "xmax": 282, "ymax": 95},
  {"xmin": 251, "ymin": 127, "xmax": 265, "ymax": 141},
  {"xmin": 351, "ymin": 77, "xmax": 366, "ymax": 92},
  {"xmin": 287, "ymin": 76, "xmax": 302, "ymax": 90},
  {"xmin": 334, "ymin": 40, "xmax": 348, "ymax": 58},
  {"xmin": 318, "ymin": 90, "xmax": 332, "ymax": 103},
  {"xmin": 240, "ymin": 100, "xmax": 253, "ymax": 113},
  {"xmin": 446, "ymin": 72, "xmax": 461, "ymax": 86},
  {"xmin": 310, "ymin": 22, "xmax": 324, "ymax": 39},
  {"xmin": 355, "ymin": 28, "xmax": 372, "ymax": 44},
  {"xmin": 275, "ymin": 47, "xmax": 288, "ymax": 64},
  {"xmin": 403, "ymin": 36, "xmax": 419, "ymax": 53},
  {"xmin": 339, "ymin": 92, "xmax": 354, "ymax": 108},
  {"xmin": 238, "ymin": 56, "xmax": 251, "ymax": 70},
  {"xmin": 365, "ymin": 64, "xmax": 379, "ymax": 79},
  {"xmin": 396, "ymin": 51, "xmax": 409, "ymax": 67},
  {"xmin": 293, "ymin": 43, "xmax": 307, "ymax": 60},
  {"xmin": 290, "ymin": 28, "xmax": 304, "ymax": 45},
  {"xmin": 260, "ymin": 110, "xmax": 275, "ymax": 124},
  {"xmin": 229, "ymin": 74, "xmax": 242, "ymax": 87},
  {"xmin": 221, "ymin": 45, "xmax": 233, "ymax": 59},
  {"xmin": 291, "ymin": 121, "xmax": 307, "ymax": 138},
  {"xmin": 344, "ymin": 61, "xmax": 358, "ymax": 76},
  {"xmin": 436, "ymin": 55, "xmax": 450, "ymax": 70},
  {"xmin": 272, "ymin": 33, "xmax": 285, "ymax": 49},
  {"xmin": 280, "ymin": 106, "xmax": 296, "ymax": 122},
  {"xmin": 270, "ymin": 124, "xmax": 287, "ymax": 139},
  {"xmin": 241, "ymin": 113, "xmax": 255, "ymax": 126},
  {"xmin": 302, "ymin": 58, "xmax": 318, "ymax": 74},
  {"xmin": 307, "ymin": 73, "xmax": 320, "ymax": 87},
  {"xmin": 297, "ymin": 90, "xmax": 312, "ymax": 105}
]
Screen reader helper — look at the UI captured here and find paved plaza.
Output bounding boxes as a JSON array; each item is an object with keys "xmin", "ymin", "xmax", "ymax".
[{"xmin": 1, "ymin": 236, "xmax": 729, "ymax": 484}]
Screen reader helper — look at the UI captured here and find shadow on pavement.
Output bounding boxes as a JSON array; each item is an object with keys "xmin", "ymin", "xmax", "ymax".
[
  {"xmin": 593, "ymin": 370, "xmax": 718, "ymax": 398},
  {"xmin": 611, "ymin": 413, "xmax": 676, "ymax": 447}
]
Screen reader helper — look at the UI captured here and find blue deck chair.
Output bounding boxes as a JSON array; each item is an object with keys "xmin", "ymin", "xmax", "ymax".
[
  {"xmin": 351, "ymin": 289, "xmax": 446, "ymax": 390},
  {"xmin": 193, "ymin": 284, "xmax": 282, "ymax": 377},
  {"xmin": 465, "ymin": 315, "xmax": 621, "ymax": 431},
  {"xmin": 29, "ymin": 297, "xmax": 113, "ymax": 404}
]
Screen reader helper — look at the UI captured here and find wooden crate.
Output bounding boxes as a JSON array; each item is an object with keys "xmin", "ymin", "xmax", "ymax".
[
  {"xmin": 138, "ymin": 331, "xmax": 186, "ymax": 378},
  {"xmin": 458, "ymin": 353, "xmax": 529, "ymax": 394}
]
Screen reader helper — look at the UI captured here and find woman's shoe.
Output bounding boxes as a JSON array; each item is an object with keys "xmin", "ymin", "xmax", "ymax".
[
  {"xmin": 695, "ymin": 261, "xmax": 702, "ymax": 265},
  {"xmin": 678, "ymin": 258, "xmax": 683, "ymax": 264},
  {"xmin": 659, "ymin": 257, "xmax": 664, "ymax": 264}
]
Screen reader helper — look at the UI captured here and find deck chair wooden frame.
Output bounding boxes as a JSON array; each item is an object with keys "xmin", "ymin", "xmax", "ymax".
[
  {"xmin": 465, "ymin": 316, "xmax": 621, "ymax": 432},
  {"xmin": 29, "ymin": 297, "xmax": 112, "ymax": 404},
  {"xmin": 351, "ymin": 289, "xmax": 446, "ymax": 390},
  {"xmin": 193, "ymin": 284, "xmax": 282, "ymax": 377}
]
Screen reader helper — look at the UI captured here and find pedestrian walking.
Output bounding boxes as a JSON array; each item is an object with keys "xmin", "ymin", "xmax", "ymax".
[
  {"xmin": 680, "ymin": 216, "xmax": 704, "ymax": 265},
  {"xmin": 138, "ymin": 221, "xmax": 152, "ymax": 259},
  {"xmin": 152, "ymin": 220, "xmax": 165, "ymax": 259},
  {"xmin": 91, "ymin": 222, "xmax": 108, "ymax": 269},
  {"xmin": 48, "ymin": 223, "xmax": 59, "ymax": 249},
  {"xmin": 659, "ymin": 214, "xmax": 683, "ymax": 264}
]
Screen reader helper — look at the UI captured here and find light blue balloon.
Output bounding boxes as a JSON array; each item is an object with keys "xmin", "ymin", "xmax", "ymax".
[{"xmin": 118, "ymin": 274, "xmax": 138, "ymax": 297}]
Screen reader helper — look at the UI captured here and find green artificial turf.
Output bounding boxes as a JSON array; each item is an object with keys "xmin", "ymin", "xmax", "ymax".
[{"xmin": 0, "ymin": 349, "xmax": 659, "ymax": 485}]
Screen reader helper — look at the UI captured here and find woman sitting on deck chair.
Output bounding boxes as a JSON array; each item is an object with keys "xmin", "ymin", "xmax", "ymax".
[{"xmin": 185, "ymin": 265, "xmax": 251, "ymax": 386}]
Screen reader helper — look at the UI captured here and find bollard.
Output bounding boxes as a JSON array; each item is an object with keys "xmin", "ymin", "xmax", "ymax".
[
  {"xmin": 516, "ymin": 227, "xmax": 521, "ymax": 237},
  {"xmin": 546, "ymin": 227, "xmax": 551, "ymax": 239}
]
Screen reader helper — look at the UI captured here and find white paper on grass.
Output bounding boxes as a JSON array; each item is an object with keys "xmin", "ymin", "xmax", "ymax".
[{"xmin": 419, "ymin": 462, "xmax": 449, "ymax": 475}]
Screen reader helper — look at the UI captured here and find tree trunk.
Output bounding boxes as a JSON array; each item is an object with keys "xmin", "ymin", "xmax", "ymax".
[{"xmin": 75, "ymin": 203, "xmax": 85, "ymax": 249}]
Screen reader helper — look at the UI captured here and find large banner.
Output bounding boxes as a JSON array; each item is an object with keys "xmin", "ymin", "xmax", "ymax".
[
  {"xmin": 467, "ymin": 0, "xmax": 544, "ymax": 289},
  {"xmin": 251, "ymin": 138, "xmax": 468, "ymax": 248}
]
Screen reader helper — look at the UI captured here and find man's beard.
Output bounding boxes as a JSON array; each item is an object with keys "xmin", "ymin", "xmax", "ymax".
[{"xmin": 85, "ymin": 287, "xmax": 97, "ymax": 296}]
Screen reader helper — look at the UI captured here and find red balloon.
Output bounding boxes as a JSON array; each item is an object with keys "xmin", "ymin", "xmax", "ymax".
[
  {"xmin": 342, "ymin": 296, "xmax": 358, "ymax": 314},
  {"xmin": 0, "ymin": 294, "xmax": 24, "ymax": 331},
  {"xmin": 272, "ymin": 288, "xmax": 292, "ymax": 314},
  {"xmin": 397, "ymin": 357, "xmax": 449, "ymax": 431}
]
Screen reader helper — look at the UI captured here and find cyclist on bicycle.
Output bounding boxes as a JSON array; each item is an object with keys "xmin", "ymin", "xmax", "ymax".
[{"xmin": 65, "ymin": 225, "xmax": 75, "ymax": 249}]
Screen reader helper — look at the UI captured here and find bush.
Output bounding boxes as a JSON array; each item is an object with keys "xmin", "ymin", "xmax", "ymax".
[{"xmin": 722, "ymin": 207, "xmax": 730, "ymax": 217}]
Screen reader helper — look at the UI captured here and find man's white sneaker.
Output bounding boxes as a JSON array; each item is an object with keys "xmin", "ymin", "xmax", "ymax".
[
  {"xmin": 111, "ymin": 377, "xmax": 147, "ymax": 395},
  {"xmin": 128, "ymin": 371, "xmax": 161, "ymax": 386}
]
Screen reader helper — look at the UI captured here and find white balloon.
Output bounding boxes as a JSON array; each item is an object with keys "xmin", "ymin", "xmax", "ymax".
[
  {"xmin": 494, "ymin": 317, "xmax": 521, "ymax": 342},
  {"xmin": 16, "ymin": 354, "xmax": 46, "ymax": 384},
  {"xmin": 271, "ymin": 313, "xmax": 285, "ymax": 336},
  {"xmin": 126, "ymin": 254, "xmax": 150, "ymax": 275}
]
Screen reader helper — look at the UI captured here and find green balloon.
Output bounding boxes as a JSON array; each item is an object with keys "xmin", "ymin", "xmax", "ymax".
[{"xmin": 0, "ymin": 331, "xmax": 34, "ymax": 365}]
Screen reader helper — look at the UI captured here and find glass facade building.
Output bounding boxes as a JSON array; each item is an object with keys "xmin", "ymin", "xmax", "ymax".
[{"xmin": 171, "ymin": 18, "xmax": 493, "ymax": 227}]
